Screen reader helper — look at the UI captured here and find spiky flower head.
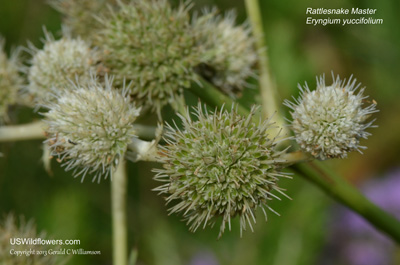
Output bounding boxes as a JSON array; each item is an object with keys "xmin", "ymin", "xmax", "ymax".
[
  {"xmin": 0, "ymin": 214, "xmax": 63, "ymax": 265},
  {"xmin": 193, "ymin": 9, "xmax": 257, "ymax": 96},
  {"xmin": 49, "ymin": 0, "xmax": 120, "ymax": 40},
  {"xmin": 43, "ymin": 76, "xmax": 141, "ymax": 182},
  {"xmin": 0, "ymin": 37, "xmax": 23, "ymax": 123},
  {"xmin": 154, "ymin": 103, "xmax": 289, "ymax": 237},
  {"xmin": 285, "ymin": 74, "xmax": 378, "ymax": 160},
  {"xmin": 27, "ymin": 33, "xmax": 99, "ymax": 105},
  {"xmin": 95, "ymin": 0, "xmax": 200, "ymax": 116}
]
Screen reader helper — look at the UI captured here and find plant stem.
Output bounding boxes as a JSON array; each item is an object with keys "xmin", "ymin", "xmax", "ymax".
[
  {"xmin": 244, "ymin": 0, "xmax": 287, "ymax": 137},
  {"xmin": 0, "ymin": 120, "xmax": 156, "ymax": 142},
  {"xmin": 0, "ymin": 120, "xmax": 45, "ymax": 142},
  {"xmin": 281, "ymin": 151, "xmax": 312, "ymax": 166},
  {"xmin": 132, "ymin": 124, "xmax": 157, "ymax": 141},
  {"xmin": 292, "ymin": 161, "xmax": 400, "ymax": 243},
  {"xmin": 190, "ymin": 79, "xmax": 251, "ymax": 118},
  {"xmin": 111, "ymin": 161, "xmax": 128, "ymax": 265}
]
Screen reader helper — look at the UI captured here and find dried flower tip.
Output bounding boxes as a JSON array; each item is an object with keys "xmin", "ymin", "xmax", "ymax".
[
  {"xmin": 0, "ymin": 37, "xmax": 23, "ymax": 123},
  {"xmin": 285, "ymin": 73, "xmax": 378, "ymax": 160},
  {"xmin": 154, "ymin": 103, "xmax": 290, "ymax": 237},
  {"xmin": 193, "ymin": 8, "xmax": 257, "ymax": 96},
  {"xmin": 27, "ymin": 33, "xmax": 99, "ymax": 105},
  {"xmin": 43, "ymin": 76, "xmax": 141, "ymax": 182},
  {"xmin": 95, "ymin": 0, "xmax": 200, "ymax": 117},
  {"xmin": 0, "ymin": 214, "xmax": 62, "ymax": 265}
]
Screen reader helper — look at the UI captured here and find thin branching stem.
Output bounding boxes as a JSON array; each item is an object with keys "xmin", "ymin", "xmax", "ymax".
[
  {"xmin": 281, "ymin": 151, "xmax": 313, "ymax": 166},
  {"xmin": 292, "ymin": 161, "xmax": 400, "ymax": 243},
  {"xmin": 112, "ymin": 161, "xmax": 128, "ymax": 265},
  {"xmin": 0, "ymin": 120, "xmax": 45, "ymax": 142},
  {"xmin": 244, "ymin": 0, "xmax": 288, "ymax": 138},
  {"xmin": 0, "ymin": 120, "xmax": 156, "ymax": 142},
  {"xmin": 190, "ymin": 78, "xmax": 253, "ymax": 118}
]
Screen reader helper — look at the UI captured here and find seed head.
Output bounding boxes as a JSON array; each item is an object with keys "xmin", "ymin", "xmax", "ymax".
[
  {"xmin": 193, "ymin": 9, "xmax": 257, "ymax": 96},
  {"xmin": 0, "ymin": 214, "xmax": 62, "ymax": 265},
  {"xmin": 27, "ymin": 33, "xmax": 99, "ymax": 105},
  {"xmin": 154, "ymin": 103, "xmax": 289, "ymax": 237},
  {"xmin": 0, "ymin": 37, "xmax": 23, "ymax": 123},
  {"xmin": 285, "ymin": 74, "xmax": 378, "ymax": 160},
  {"xmin": 43, "ymin": 76, "xmax": 141, "ymax": 182},
  {"xmin": 95, "ymin": 0, "xmax": 200, "ymax": 116}
]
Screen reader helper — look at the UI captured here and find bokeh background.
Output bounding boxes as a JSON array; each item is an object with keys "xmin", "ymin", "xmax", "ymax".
[{"xmin": 1, "ymin": 0, "xmax": 400, "ymax": 264}]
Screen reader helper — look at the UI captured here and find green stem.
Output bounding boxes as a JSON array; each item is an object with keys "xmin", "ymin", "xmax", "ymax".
[
  {"xmin": 0, "ymin": 120, "xmax": 45, "ymax": 142},
  {"xmin": 292, "ymin": 161, "xmax": 400, "ymax": 243},
  {"xmin": 190, "ymin": 79, "xmax": 251, "ymax": 118},
  {"xmin": 0, "ymin": 120, "xmax": 156, "ymax": 142},
  {"xmin": 132, "ymin": 124, "xmax": 157, "ymax": 141},
  {"xmin": 281, "ymin": 151, "xmax": 312, "ymax": 166},
  {"xmin": 112, "ymin": 161, "xmax": 128, "ymax": 265},
  {"xmin": 244, "ymin": 0, "xmax": 287, "ymax": 137}
]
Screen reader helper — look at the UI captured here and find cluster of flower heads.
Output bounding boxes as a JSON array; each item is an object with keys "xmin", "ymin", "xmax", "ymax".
[
  {"xmin": 285, "ymin": 74, "xmax": 378, "ymax": 160},
  {"xmin": 0, "ymin": 214, "xmax": 62, "ymax": 265},
  {"xmin": 154, "ymin": 103, "xmax": 290, "ymax": 237},
  {"xmin": 20, "ymin": 0, "xmax": 257, "ymax": 185},
  {"xmin": 43, "ymin": 76, "xmax": 141, "ymax": 182},
  {"xmin": 193, "ymin": 9, "xmax": 257, "ymax": 96},
  {"xmin": 44, "ymin": 0, "xmax": 258, "ymax": 117},
  {"xmin": 27, "ymin": 32, "xmax": 99, "ymax": 105},
  {"xmin": 0, "ymin": 37, "xmax": 23, "ymax": 123},
  {"xmin": 0, "ymin": 0, "xmax": 381, "ymax": 239}
]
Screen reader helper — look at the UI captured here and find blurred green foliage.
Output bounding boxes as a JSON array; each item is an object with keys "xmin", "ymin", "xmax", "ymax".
[{"xmin": 1, "ymin": 0, "xmax": 399, "ymax": 264}]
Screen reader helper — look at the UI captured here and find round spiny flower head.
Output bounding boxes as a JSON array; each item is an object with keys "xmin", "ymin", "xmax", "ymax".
[
  {"xmin": 43, "ymin": 76, "xmax": 141, "ymax": 182},
  {"xmin": 0, "ymin": 214, "xmax": 62, "ymax": 265},
  {"xmin": 154, "ymin": 103, "xmax": 289, "ymax": 237},
  {"xmin": 0, "ymin": 37, "xmax": 23, "ymax": 123},
  {"xmin": 95, "ymin": 0, "xmax": 200, "ymax": 116},
  {"xmin": 49, "ymin": 0, "xmax": 120, "ymax": 40},
  {"xmin": 27, "ymin": 33, "xmax": 99, "ymax": 105},
  {"xmin": 193, "ymin": 9, "xmax": 257, "ymax": 96},
  {"xmin": 284, "ymin": 74, "xmax": 378, "ymax": 160}
]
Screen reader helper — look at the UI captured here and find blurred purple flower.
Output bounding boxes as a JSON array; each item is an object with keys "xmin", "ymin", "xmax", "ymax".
[
  {"xmin": 324, "ymin": 168, "xmax": 400, "ymax": 265},
  {"xmin": 189, "ymin": 251, "xmax": 219, "ymax": 265}
]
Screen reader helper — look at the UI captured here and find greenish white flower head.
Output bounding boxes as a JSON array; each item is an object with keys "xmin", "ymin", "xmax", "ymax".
[
  {"xmin": 0, "ymin": 214, "xmax": 62, "ymax": 265},
  {"xmin": 95, "ymin": 0, "xmax": 200, "ymax": 116},
  {"xmin": 43, "ymin": 76, "xmax": 141, "ymax": 182},
  {"xmin": 285, "ymin": 74, "xmax": 378, "ymax": 160},
  {"xmin": 193, "ymin": 9, "xmax": 257, "ymax": 96},
  {"xmin": 27, "ymin": 34, "xmax": 99, "ymax": 105},
  {"xmin": 49, "ymin": 0, "xmax": 119, "ymax": 40},
  {"xmin": 0, "ymin": 38, "xmax": 23, "ymax": 123},
  {"xmin": 154, "ymin": 103, "xmax": 289, "ymax": 237}
]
